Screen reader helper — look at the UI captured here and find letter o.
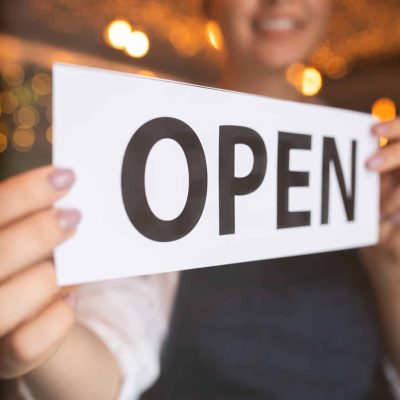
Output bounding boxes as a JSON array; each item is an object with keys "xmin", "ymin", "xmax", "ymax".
[{"xmin": 121, "ymin": 117, "xmax": 208, "ymax": 242}]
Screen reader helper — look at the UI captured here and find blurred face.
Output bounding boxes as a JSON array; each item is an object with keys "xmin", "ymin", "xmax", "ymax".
[{"xmin": 209, "ymin": 0, "xmax": 332, "ymax": 72}]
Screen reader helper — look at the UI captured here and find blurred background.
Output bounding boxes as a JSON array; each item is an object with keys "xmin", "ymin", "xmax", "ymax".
[
  {"xmin": 0, "ymin": 0, "xmax": 399, "ymax": 181},
  {"xmin": 0, "ymin": 1, "xmax": 399, "ymax": 398}
]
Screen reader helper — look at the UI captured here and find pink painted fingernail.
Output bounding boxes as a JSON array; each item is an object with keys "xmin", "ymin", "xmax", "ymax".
[
  {"xmin": 57, "ymin": 209, "xmax": 82, "ymax": 232},
  {"xmin": 64, "ymin": 293, "xmax": 78, "ymax": 309},
  {"xmin": 366, "ymin": 154, "xmax": 384, "ymax": 170},
  {"xmin": 49, "ymin": 168, "xmax": 76, "ymax": 191},
  {"xmin": 374, "ymin": 123, "xmax": 388, "ymax": 136}
]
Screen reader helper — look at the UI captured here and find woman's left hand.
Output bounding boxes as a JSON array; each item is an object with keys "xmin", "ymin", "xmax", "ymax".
[{"xmin": 360, "ymin": 118, "xmax": 400, "ymax": 282}]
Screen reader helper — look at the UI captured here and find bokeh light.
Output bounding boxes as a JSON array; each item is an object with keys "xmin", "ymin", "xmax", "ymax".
[
  {"xmin": 137, "ymin": 70, "xmax": 156, "ymax": 77},
  {"xmin": 0, "ymin": 91, "xmax": 18, "ymax": 114},
  {"xmin": 372, "ymin": 98, "xmax": 397, "ymax": 122},
  {"xmin": 31, "ymin": 73, "xmax": 52, "ymax": 96},
  {"xmin": 125, "ymin": 31, "xmax": 150, "ymax": 58},
  {"xmin": 46, "ymin": 126, "xmax": 52, "ymax": 144},
  {"xmin": 14, "ymin": 86, "xmax": 32, "ymax": 106},
  {"xmin": 105, "ymin": 20, "xmax": 132, "ymax": 49},
  {"xmin": 286, "ymin": 64, "xmax": 323, "ymax": 97},
  {"xmin": 1, "ymin": 64, "xmax": 25, "ymax": 87},
  {"xmin": 301, "ymin": 67, "xmax": 323, "ymax": 97},
  {"xmin": 379, "ymin": 137, "xmax": 388, "ymax": 147},
  {"xmin": 0, "ymin": 132, "xmax": 8, "ymax": 153},
  {"xmin": 324, "ymin": 56, "xmax": 350, "ymax": 79},
  {"xmin": 14, "ymin": 105, "xmax": 40, "ymax": 128},
  {"xmin": 12, "ymin": 128, "xmax": 35, "ymax": 152},
  {"xmin": 286, "ymin": 63, "xmax": 306, "ymax": 91},
  {"xmin": 206, "ymin": 20, "xmax": 224, "ymax": 51}
]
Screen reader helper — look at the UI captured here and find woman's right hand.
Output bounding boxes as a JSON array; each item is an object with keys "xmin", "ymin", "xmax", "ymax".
[{"xmin": 0, "ymin": 165, "xmax": 81, "ymax": 379}]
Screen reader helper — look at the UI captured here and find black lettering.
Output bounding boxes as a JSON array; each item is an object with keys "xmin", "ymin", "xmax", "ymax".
[
  {"xmin": 277, "ymin": 131, "xmax": 312, "ymax": 229},
  {"xmin": 121, "ymin": 117, "xmax": 207, "ymax": 242},
  {"xmin": 219, "ymin": 125, "xmax": 267, "ymax": 235},
  {"xmin": 321, "ymin": 138, "xmax": 357, "ymax": 224}
]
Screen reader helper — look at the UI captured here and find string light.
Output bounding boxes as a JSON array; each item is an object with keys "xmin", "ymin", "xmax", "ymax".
[
  {"xmin": 31, "ymin": 73, "xmax": 52, "ymax": 96},
  {"xmin": 12, "ymin": 128, "xmax": 35, "ymax": 152},
  {"xmin": 1, "ymin": 64, "xmax": 25, "ymax": 87},
  {"xmin": 286, "ymin": 64, "xmax": 323, "ymax": 97},
  {"xmin": 125, "ymin": 31, "xmax": 150, "ymax": 58},
  {"xmin": 105, "ymin": 20, "xmax": 132, "ymax": 49},
  {"xmin": 0, "ymin": 132, "xmax": 7, "ymax": 153},
  {"xmin": 372, "ymin": 98, "xmax": 397, "ymax": 122},
  {"xmin": 285, "ymin": 63, "xmax": 306, "ymax": 91},
  {"xmin": 14, "ymin": 86, "xmax": 32, "ymax": 106},
  {"xmin": 205, "ymin": 20, "xmax": 223, "ymax": 51},
  {"xmin": 324, "ymin": 56, "xmax": 349, "ymax": 79},
  {"xmin": 46, "ymin": 126, "xmax": 52, "ymax": 143},
  {"xmin": 14, "ymin": 105, "xmax": 40, "ymax": 128},
  {"xmin": 137, "ymin": 70, "xmax": 156, "ymax": 77},
  {"xmin": 372, "ymin": 98, "xmax": 397, "ymax": 147},
  {"xmin": 0, "ymin": 91, "xmax": 18, "ymax": 114},
  {"xmin": 301, "ymin": 67, "xmax": 323, "ymax": 97}
]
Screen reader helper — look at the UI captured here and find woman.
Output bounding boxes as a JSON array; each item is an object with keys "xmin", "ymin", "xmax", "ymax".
[{"xmin": 1, "ymin": 0, "xmax": 400, "ymax": 399}]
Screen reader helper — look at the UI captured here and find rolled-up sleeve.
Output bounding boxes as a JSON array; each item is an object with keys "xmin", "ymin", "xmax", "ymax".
[{"xmin": 18, "ymin": 272, "xmax": 179, "ymax": 400}]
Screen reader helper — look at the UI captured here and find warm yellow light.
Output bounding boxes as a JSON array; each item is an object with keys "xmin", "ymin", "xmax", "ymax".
[
  {"xmin": 0, "ymin": 132, "xmax": 7, "ymax": 153},
  {"xmin": 14, "ymin": 86, "xmax": 32, "ymax": 106},
  {"xmin": 12, "ymin": 128, "xmax": 35, "ymax": 152},
  {"xmin": 206, "ymin": 20, "xmax": 223, "ymax": 51},
  {"xmin": 301, "ymin": 67, "xmax": 323, "ymax": 96},
  {"xmin": 379, "ymin": 136, "xmax": 388, "ymax": 147},
  {"xmin": 325, "ymin": 56, "xmax": 349, "ymax": 79},
  {"xmin": 372, "ymin": 98, "xmax": 397, "ymax": 122},
  {"xmin": 285, "ymin": 63, "xmax": 306, "ymax": 91},
  {"xmin": 106, "ymin": 20, "xmax": 132, "ymax": 49},
  {"xmin": 31, "ymin": 73, "xmax": 52, "ymax": 96},
  {"xmin": 46, "ymin": 126, "xmax": 52, "ymax": 144},
  {"xmin": 0, "ymin": 91, "xmax": 18, "ymax": 114},
  {"xmin": 125, "ymin": 31, "xmax": 150, "ymax": 58},
  {"xmin": 14, "ymin": 105, "xmax": 40, "ymax": 128},
  {"xmin": 137, "ymin": 70, "xmax": 156, "ymax": 77},
  {"xmin": 1, "ymin": 64, "xmax": 25, "ymax": 87}
]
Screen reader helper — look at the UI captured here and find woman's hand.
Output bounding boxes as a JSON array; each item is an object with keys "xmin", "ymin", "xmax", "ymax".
[
  {"xmin": 0, "ymin": 165, "xmax": 81, "ymax": 379},
  {"xmin": 359, "ymin": 118, "xmax": 400, "ymax": 279}
]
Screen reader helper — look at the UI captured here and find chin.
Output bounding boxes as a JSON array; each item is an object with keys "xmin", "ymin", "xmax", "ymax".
[{"xmin": 255, "ymin": 50, "xmax": 307, "ymax": 72}]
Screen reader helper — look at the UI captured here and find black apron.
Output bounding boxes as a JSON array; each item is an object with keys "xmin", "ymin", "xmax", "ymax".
[{"xmin": 142, "ymin": 250, "xmax": 391, "ymax": 400}]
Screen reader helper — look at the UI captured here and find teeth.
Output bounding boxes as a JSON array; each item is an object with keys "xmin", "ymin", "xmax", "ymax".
[{"xmin": 259, "ymin": 18, "xmax": 298, "ymax": 32}]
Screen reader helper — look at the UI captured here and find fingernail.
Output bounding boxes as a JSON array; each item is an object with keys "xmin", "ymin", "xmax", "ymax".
[
  {"xmin": 64, "ymin": 293, "xmax": 78, "ymax": 309},
  {"xmin": 49, "ymin": 168, "xmax": 75, "ymax": 191},
  {"xmin": 373, "ymin": 123, "xmax": 388, "ymax": 136},
  {"xmin": 366, "ymin": 154, "xmax": 384, "ymax": 170},
  {"xmin": 57, "ymin": 209, "xmax": 82, "ymax": 232}
]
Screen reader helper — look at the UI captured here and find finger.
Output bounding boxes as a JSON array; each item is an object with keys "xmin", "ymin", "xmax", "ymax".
[
  {"xmin": 0, "ymin": 165, "xmax": 75, "ymax": 228},
  {"xmin": 372, "ymin": 119, "xmax": 400, "ymax": 141},
  {"xmin": 380, "ymin": 174, "xmax": 395, "ymax": 207},
  {"xmin": 381, "ymin": 184, "xmax": 400, "ymax": 219},
  {"xmin": 366, "ymin": 141, "xmax": 400, "ymax": 173},
  {"xmin": 0, "ymin": 208, "xmax": 81, "ymax": 281},
  {"xmin": 0, "ymin": 298, "xmax": 75, "ymax": 379},
  {"xmin": 0, "ymin": 260, "xmax": 59, "ymax": 337}
]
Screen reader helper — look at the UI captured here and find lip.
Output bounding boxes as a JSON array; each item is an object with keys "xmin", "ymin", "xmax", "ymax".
[{"xmin": 253, "ymin": 14, "xmax": 306, "ymax": 37}]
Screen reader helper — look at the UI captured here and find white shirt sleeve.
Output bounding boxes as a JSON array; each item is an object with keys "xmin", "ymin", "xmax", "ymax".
[
  {"xmin": 383, "ymin": 358, "xmax": 400, "ymax": 400},
  {"xmin": 17, "ymin": 272, "xmax": 179, "ymax": 400}
]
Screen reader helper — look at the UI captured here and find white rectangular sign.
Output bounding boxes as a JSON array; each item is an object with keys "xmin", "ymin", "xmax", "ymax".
[{"xmin": 53, "ymin": 63, "xmax": 379, "ymax": 285}]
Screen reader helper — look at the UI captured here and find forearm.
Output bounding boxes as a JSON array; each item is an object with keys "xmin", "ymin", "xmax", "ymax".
[{"xmin": 23, "ymin": 323, "xmax": 121, "ymax": 400}]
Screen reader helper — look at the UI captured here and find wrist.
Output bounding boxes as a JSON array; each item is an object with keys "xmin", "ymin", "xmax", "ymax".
[{"xmin": 21, "ymin": 322, "xmax": 80, "ymax": 396}]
